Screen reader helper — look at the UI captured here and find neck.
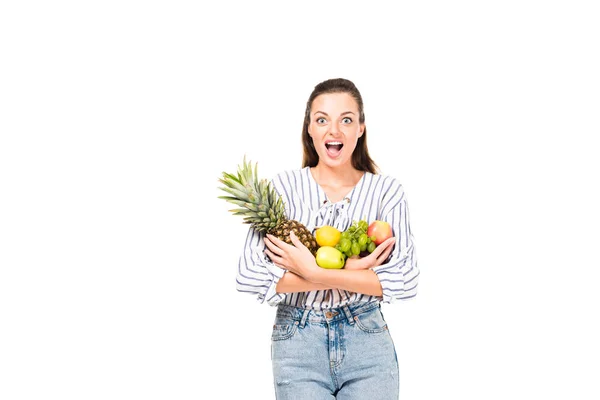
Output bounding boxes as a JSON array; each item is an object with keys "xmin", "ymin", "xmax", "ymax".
[{"xmin": 311, "ymin": 163, "xmax": 363, "ymax": 187}]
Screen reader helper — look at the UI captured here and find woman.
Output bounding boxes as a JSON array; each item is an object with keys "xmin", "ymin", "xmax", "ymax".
[{"xmin": 236, "ymin": 78, "xmax": 419, "ymax": 399}]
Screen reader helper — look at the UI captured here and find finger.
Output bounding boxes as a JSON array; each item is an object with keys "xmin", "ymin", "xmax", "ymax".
[
  {"xmin": 381, "ymin": 237, "xmax": 396, "ymax": 248},
  {"xmin": 267, "ymin": 233, "xmax": 293, "ymax": 250},
  {"xmin": 264, "ymin": 237, "xmax": 286, "ymax": 256},
  {"xmin": 369, "ymin": 238, "xmax": 395, "ymax": 266},
  {"xmin": 371, "ymin": 237, "xmax": 395, "ymax": 258},
  {"xmin": 289, "ymin": 231, "xmax": 307, "ymax": 249},
  {"xmin": 289, "ymin": 230, "xmax": 299, "ymax": 246},
  {"xmin": 370, "ymin": 245, "xmax": 386, "ymax": 258},
  {"xmin": 375, "ymin": 243, "xmax": 395, "ymax": 265},
  {"xmin": 265, "ymin": 249, "xmax": 286, "ymax": 266},
  {"xmin": 265, "ymin": 249, "xmax": 288, "ymax": 269},
  {"xmin": 379, "ymin": 237, "xmax": 396, "ymax": 254}
]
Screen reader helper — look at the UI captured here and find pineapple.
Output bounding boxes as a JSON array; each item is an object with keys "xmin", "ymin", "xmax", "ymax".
[{"xmin": 218, "ymin": 157, "xmax": 318, "ymax": 254}]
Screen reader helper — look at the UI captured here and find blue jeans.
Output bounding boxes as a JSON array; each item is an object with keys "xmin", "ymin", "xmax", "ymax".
[{"xmin": 271, "ymin": 301, "xmax": 399, "ymax": 399}]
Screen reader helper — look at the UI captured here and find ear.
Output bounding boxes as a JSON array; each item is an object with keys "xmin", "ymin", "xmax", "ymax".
[{"xmin": 359, "ymin": 123, "xmax": 365, "ymax": 138}]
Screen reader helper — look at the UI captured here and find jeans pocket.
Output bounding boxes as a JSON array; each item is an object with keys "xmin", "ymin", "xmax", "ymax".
[
  {"xmin": 353, "ymin": 309, "xmax": 389, "ymax": 334},
  {"xmin": 271, "ymin": 320, "xmax": 299, "ymax": 341}
]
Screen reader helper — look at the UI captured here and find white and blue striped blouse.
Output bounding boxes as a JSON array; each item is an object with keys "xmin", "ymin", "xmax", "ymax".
[{"xmin": 236, "ymin": 166, "xmax": 419, "ymax": 310}]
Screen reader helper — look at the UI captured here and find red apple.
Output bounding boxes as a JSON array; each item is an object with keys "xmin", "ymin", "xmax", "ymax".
[{"xmin": 367, "ymin": 220, "xmax": 393, "ymax": 246}]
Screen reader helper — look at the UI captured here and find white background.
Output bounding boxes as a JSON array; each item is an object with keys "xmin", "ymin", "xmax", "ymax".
[{"xmin": 1, "ymin": 1, "xmax": 599, "ymax": 399}]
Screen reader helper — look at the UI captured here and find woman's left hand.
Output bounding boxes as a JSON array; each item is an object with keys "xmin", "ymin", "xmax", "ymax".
[
  {"xmin": 344, "ymin": 237, "xmax": 396, "ymax": 270},
  {"xmin": 264, "ymin": 231, "xmax": 320, "ymax": 281}
]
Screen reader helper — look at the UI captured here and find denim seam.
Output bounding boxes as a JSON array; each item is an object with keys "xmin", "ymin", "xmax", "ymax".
[
  {"xmin": 349, "ymin": 301, "xmax": 380, "ymax": 316},
  {"xmin": 354, "ymin": 318, "xmax": 389, "ymax": 334},
  {"xmin": 271, "ymin": 321, "xmax": 299, "ymax": 341},
  {"xmin": 329, "ymin": 361, "xmax": 339, "ymax": 389},
  {"xmin": 353, "ymin": 309, "xmax": 389, "ymax": 334}
]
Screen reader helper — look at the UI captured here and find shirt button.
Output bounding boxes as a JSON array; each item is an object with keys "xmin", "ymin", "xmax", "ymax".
[{"xmin": 325, "ymin": 312, "xmax": 333, "ymax": 318}]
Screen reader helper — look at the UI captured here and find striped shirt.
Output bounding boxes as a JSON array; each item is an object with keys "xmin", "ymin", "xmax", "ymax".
[{"xmin": 236, "ymin": 166, "xmax": 419, "ymax": 310}]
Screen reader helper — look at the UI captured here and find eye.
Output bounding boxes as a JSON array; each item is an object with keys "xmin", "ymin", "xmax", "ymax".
[
  {"xmin": 342, "ymin": 117, "xmax": 352, "ymax": 124},
  {"xmin": 316, "ymin": 117, "xmax": 327, "ymax": 124}
]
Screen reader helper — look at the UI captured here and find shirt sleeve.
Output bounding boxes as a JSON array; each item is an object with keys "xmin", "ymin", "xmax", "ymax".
[
  {"xmin": 235, "ymin": 227, "xmax": 288, "ymax": 306},
  {"xmin": 235, "ymin": 175, "xmax": 289, "ymax": 306},
  {"xmin": 371, "ymin": 180, "xmax": 420, "ymax": 303}
]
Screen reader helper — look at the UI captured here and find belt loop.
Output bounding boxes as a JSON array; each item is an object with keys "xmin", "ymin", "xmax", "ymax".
[
  {"xmin": 342, "ymin": 305, "xmax": 355, "ymax": 325},
  {"xmin": 299, "ymin": 308, "xmax": 310, "ymax": 328}
]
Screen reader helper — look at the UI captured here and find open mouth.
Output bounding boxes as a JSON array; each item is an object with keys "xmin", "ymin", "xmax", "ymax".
[{"xmin": 325, "ymin": 141, "xmax": 343, "ymax": 157}]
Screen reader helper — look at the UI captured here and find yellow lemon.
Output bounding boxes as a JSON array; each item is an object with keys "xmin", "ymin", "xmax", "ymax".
[{"xmin": 315, "ymin": 226, "xmax": 341, "ymax": 247}]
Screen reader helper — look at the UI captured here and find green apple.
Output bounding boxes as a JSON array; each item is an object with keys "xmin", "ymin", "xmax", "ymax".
[{"xmin": 315, "ymin": 246, "xmax": 345, "ymax": 269}]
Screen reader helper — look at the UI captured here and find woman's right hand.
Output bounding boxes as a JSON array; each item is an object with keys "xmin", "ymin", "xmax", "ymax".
[{"xmin": 343, "ymin": 237, "xmax": 396, "ymax": 270}]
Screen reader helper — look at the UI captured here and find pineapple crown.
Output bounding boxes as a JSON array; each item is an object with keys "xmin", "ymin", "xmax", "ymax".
[{"xmin": 218, "ymin": 156, "xmax": 287, "ymax": 231}]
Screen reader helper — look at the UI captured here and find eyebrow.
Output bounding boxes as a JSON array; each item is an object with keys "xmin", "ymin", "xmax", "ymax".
[{"xmin": 313, "ymin": 111, "xmax": 356, "ymax": 117}]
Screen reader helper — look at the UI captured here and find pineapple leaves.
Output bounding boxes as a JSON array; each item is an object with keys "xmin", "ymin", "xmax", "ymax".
[
  {"xmin": 254, "ymin": 161, "xmax": 258, "ymax": 186},
  {"xmin": 219, "ymin": 157, "xmax": 312, "ymax": 245},
  {"xmin": 220, "ymin": 172, "xmax": 241, "ymax": 184},
  {"xmin": 218, "ymin": 186, "xmax": 250, "ymax": 202}
]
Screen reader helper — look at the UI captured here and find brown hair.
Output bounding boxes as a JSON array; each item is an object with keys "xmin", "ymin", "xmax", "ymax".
[{"xmin": 301, "ymin": 78, "xmax": 378, "ymax": 174}]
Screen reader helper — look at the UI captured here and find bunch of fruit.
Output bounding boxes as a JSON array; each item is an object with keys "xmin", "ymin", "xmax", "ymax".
[
  {"xmin": 336, "ymin": 220, "xmax": 377, "ymax": 257},
  {"xmin": 219, "ymin": 157, "xmax": 393, "ymax": 270},
  {"xmin": 314, "ymin": 219, "xmax": 393, "ymax": 269}
]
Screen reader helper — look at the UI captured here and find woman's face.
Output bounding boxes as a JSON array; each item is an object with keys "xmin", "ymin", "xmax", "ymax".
[{"xmin": 308, "ymin": 92, "xmax": 365, "ymax": 170}]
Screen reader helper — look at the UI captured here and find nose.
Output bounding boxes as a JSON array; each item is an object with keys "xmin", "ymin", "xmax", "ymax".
[{"xmin": 328, "ymin": 121, "xmax": 341, "ymax": 136}]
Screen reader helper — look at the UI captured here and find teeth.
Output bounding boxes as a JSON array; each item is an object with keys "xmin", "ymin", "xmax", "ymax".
[{"xmin": 326, "ymin": 142, "xmax": 343, "ymax": 145}]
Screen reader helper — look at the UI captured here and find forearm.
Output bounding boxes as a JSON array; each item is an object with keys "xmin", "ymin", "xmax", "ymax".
[
  {"xmin": 310, "ymin": 268, "xmax": 383, "ymax": 297},
  {"xmin": 276, "ymin": 271, "xmax": 332, "ymax": 293}
]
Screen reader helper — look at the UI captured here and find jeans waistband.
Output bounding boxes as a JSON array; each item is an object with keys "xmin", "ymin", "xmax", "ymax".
[{"xmin": 276, "ymin": 301, "xmax": 381, "ymax": 328}]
